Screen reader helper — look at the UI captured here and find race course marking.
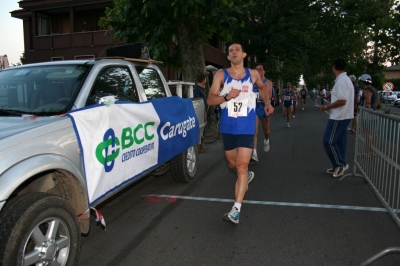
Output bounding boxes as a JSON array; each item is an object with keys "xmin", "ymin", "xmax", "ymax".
[{"xmin": 143, "ymin": 194, "xmax": 388, "ymax": 212}]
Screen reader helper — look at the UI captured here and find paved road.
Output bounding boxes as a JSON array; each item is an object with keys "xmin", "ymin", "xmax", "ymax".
[{"xmin": 78, "ymin": 99, "xmax": 400, "ymax": 266}]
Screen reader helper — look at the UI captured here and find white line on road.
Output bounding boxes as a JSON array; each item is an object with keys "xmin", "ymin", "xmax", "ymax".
[{"xmin": 143, "ymin": 194, "xmax": 389, "ymax": 212}]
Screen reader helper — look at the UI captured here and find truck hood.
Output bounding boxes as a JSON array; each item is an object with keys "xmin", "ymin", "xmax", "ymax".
[{"xmin": 0, "ymin": 116, "xmax": 71, "ymax": 151}]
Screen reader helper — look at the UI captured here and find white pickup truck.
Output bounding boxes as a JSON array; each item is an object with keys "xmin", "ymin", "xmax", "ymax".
[{"xmin": 0, "ymin": 50, "xmax": 205, "ymax": 265}]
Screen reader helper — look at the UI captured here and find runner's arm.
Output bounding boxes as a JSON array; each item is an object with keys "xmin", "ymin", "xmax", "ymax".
[
  {"xmin": 252, "ymin": 70, "xmax": 274, "ymax": 115},
  {"xmin": 207, "ymin": 70, "xmax": 234, "ymax": 105}
]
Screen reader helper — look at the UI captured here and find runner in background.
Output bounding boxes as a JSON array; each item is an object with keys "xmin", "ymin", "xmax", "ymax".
[
  {"xmin": 291, "ymin": 85, "xmax": 299, "ymax": 118},
  {"xmin": 251, "ymin": 64, "xmax": 273, "ymax": 162},
  {"xmin": 311, "ymin": 88, "xmax": 317, "ymax": 101},
  {"xmin": 300, "ymin": 85, "xmax": 308, "ymax": 110},
  {"xmin": 283, "ymin": 82, "xmax": 293, "ymax": 128}
]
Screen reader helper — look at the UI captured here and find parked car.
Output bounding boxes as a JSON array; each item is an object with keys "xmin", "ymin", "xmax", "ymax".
[
  {"xmin": 393, "ymin": 98, "xmax": 400, "ymax": 107},
  {"xmin": 380, "ymin": 91, "xmax": 398, "ymax": 103},
  {"xmin": 0, "ymin": 44, "xmax": 205, "ymax": 265}
]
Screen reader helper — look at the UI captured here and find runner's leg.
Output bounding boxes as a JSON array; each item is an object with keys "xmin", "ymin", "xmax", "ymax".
[
  {"xmin": 233, "ymin": 147, "xmax": 252, "ymax": 203},
  {"xmin": 261, "ymin": 116, "xmax": 271, "ymax": 152}
]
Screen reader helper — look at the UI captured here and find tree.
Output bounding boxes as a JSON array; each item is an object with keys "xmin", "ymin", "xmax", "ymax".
[
  {"xmin": 232, "ymin": 0, "xmax": 400, "ymax": 90},
  {"xmin": 99, "ymin": 0, "xmax": 252, "ymax": 83},
  {"xmin": 20, "ymin": 52, "xmax": 26, "ymax": 65}
]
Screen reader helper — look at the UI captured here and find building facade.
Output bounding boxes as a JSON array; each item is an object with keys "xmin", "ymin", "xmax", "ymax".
[
  {"xmin": 384, "ymin": 65, "xmax": 400, "ymax": 80},
  {"xmin": 11, "ymin": 0, "xmax": 230, "ymax": 80}
]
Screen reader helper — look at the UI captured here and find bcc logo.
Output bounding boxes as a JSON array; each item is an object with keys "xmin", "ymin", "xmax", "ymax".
[{"xmin": 95, "ymin": 123, "xmax": 155, "ymax": 172}]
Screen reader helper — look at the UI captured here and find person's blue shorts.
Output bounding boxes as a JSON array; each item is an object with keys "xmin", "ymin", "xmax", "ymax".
[
  {"xmin": 292, "ymin": 100, "xmax": 297, "ymax": 105},
  {"xmin": 255, "ymin": 102, "xmax": 270, "ymax": 119},
  {"xmin": 283, "ymin": 100, "xmax": 293, "ymax": 108},
  {"xmin": 221, "ymin": 133, "xmax": 254, "ymax": 151}
]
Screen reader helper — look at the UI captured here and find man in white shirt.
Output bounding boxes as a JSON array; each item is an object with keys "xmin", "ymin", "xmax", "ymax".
[{"xmin": 319, "ymin": 58, "xmax": 354, "ymax": 178}]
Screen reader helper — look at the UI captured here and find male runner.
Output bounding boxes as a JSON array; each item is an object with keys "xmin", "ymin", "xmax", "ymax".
[
  {"xmin": 300, "ymin": 85, "xmax": 308, "ymax": 110},
  {"xmin": 291, "ymin": 85, "xmax": 299, "ymax": 118},
  {"xmin": 251, "ymin": 64, "xmax": 273, "ymax": 162},
  {"xmin": 207, "ymin": 43, "xmax": 274, "ymax": 224},
  {"xmin": 283, "ymin": 83, "xmax": 293, "ymax": 128}
]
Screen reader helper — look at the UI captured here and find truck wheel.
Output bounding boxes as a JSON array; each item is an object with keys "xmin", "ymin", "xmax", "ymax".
[
  {"xmin": 0, "ymin": 193, "xmax": 80, "ymax": 266},
  {"xmin": 170, "ymin": 144, "xmax": 198, "ymax": 183}
]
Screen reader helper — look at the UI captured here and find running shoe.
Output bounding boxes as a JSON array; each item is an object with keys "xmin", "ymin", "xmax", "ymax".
[
  {"xmin": 248, "ymin": 171, "xmax": 255, "ymax": 184},
  {"xmin": 264, "ymin": 139, "xmax": 270, "ymax": 152},
  {"xmin": 328, "ymin": 164, "xmax": 349, "ymax": 176},
  {"xmin": 287, "ymin": 123, "xmax": 290, "ymax": 128},
  {"xmin": 332, "ymin": 166, "xmax": 343, "ymax": 178},
  {"xmin": 251, "ymin": 153, "xmax": 258, "ymax": 162},
  {"xmin": 223, "ymin": 207, "xmax": 240, "ymax": 224},
  {"xmin": 292, "ymin": 115, "xmax": 295, "ymax": 118},
  {"xmin": 302, "ymin": 108, "xmax": 304, "ymax": 110},
  {"xmin": 325, "ymin": 168, "xmax": 334, "ymax": 174}
]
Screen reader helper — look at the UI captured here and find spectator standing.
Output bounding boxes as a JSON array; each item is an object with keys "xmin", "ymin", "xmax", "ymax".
[
  {"xmin": 193, "ymin": 73, "xmax": 208, "ymax": 109},
  {"xmin": 358, "ymin": 74, "xmax": 379, "ymax": 155},
  {"xmin": 359, "ymin": 89, "xmax": 365, "ymax": 106},
  {"xmin": 193, "ymin": 73, "xmax": 209, "ymax": 153},
  {"xmin": 319, "ymin": 58, "xmax": 354, "ymax": 178},
  {"xmin": 251, "ymin": 64, "xmax": 273, "ymax": 162},
  {"xmin": 320, "ymin": 86, "xmax": 327, "ymax": 105},
  {"xmin": 347, "ymin": 75, "xmax": 359, "ymax": 134},
  {"xmin": 207, "ymin": 43, "xmax": 274, "ymax": 225}
]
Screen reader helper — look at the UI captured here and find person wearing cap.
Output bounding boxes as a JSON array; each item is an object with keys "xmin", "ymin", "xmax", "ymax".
[
  {"xmin": 358, "ymin": 74, "xmax": 378, "ymax": 110},
  {"xmin": 358, "ymin": 74, "xmax": 379, "ymax": 156},
  {"xmin": 319, "ymin": 58, "xmax": 354, "ymax": 178},
  {"xmin": 347, "ymin": 75, "xmax": 359, "ymax": 134}
]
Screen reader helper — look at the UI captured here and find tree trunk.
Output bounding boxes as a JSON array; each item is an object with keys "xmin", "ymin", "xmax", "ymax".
[{"xmin": 176, "ymin": 23, "xmax": 206, "ymax": 83}]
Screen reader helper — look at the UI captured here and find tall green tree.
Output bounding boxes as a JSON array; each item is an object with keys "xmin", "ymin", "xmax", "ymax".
[
  {"xmin": 99, "ymin": 0, "xmax": 252, "ymax": 83},
  {"xmin": 233, "ymin": 0, "xmax": 400, "ymax": 90}
]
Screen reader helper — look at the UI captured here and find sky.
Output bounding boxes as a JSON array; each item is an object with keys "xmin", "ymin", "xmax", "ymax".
[{"xmin": 0, "ymin": 1, "xmax": 24, "ymax": 65}]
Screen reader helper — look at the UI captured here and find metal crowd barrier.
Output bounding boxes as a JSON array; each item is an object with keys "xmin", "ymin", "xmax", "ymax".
[{"xmin": 340, "ymin": 107, "xmax": 400, "ymax": 265}]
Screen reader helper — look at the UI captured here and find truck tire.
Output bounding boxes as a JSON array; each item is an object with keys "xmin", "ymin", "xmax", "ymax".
[
  {"xmin": 0, "ymin": 192, "xmax": 80, "ymax": 266},
  {"xmin": 170, "ymin": 144, "xmax": 198, "ymax": 183}
]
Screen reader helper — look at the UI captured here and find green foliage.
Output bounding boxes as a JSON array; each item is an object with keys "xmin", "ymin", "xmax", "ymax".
[
  {"xmin": 99, "ymin": 0, "xmax": 400, "ymax": 87},
  {"xmin": 232, "ymin": 0, "xmax": 400, "ymax": 90},
  {"xmin": 99, "ymin": 0, "xmax": 251, "ymax": 72},
  {"xmin": 20, "ymin": 52, "xmax": 26, "ymax": 65}
]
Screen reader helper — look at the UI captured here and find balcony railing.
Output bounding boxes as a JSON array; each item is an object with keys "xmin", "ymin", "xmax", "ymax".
[{"xmin": 33, "ymin": 31, "xmax": 125, "ymax": 50}]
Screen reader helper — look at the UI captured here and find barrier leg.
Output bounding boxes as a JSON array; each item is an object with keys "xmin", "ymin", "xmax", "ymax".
[{"xmin": 360, "ymin": 247, "xmax": 400, "ymax": 266}]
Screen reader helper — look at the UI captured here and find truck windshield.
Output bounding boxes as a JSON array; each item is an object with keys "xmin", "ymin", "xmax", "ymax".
[{"xmin": 0, "ymin": 64, "xmax": 90, "ymax": 116}]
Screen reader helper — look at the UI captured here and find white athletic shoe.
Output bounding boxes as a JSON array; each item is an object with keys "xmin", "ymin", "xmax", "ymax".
[
  {"xmin": 302, "ymin": 108, "xmax": 304, "ymax": 110},
  {"xmin": 287, "ymin": 123, "xmax": 290, "ymax": 128},
  {"xmin": 264, "ymin": 139, "xmax": 270, "ymax": 152},
  {"xmin": 292, "ymin": 115, "xmax": 295, "ymax": 118},
  {"xmin": 251, "ymin": 152, "xmax": 258, "ymax": 162}
]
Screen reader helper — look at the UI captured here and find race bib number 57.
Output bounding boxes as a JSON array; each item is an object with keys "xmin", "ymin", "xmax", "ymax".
[{"xmin": 228, "ymin": 99, "xmax": 248, "ymax": 117}]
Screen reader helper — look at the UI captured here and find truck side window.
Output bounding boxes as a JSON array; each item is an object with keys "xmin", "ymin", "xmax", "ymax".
[
  {"xmin": 87, "ymin": 67, "xmax": 139, "ymax": 106},
  {"xmin": 136, "ymin": 67, "xmax": 166, "ymax": 100}
]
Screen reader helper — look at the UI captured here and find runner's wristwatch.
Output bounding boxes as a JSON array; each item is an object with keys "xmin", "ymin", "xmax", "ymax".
[{"xmin": 223, "ymin": 93, "xmax": 229, "ymax": 101}]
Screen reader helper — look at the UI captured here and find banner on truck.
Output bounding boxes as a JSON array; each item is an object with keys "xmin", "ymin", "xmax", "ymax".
[{"xmin": 68, "ymin": 96, "xmax": 199, "ymax": 204}]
